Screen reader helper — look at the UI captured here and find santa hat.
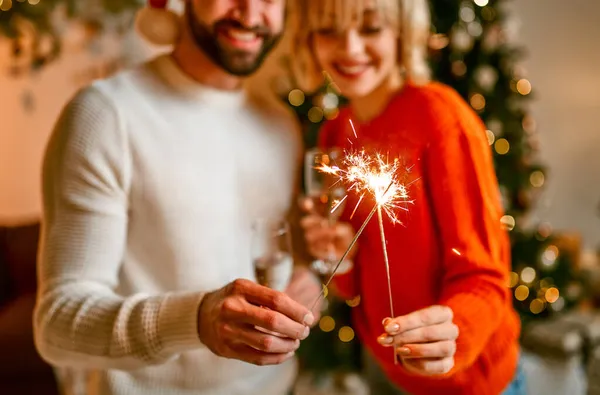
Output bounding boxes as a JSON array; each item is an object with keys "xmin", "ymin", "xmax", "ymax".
[{"xmin": 135, "ymin": 0, "xmax": 181, "ymax": 46}]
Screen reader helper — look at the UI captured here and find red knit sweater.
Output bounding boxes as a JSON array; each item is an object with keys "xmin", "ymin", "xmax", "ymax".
[{"xmin": 320, "ymin": 82, "xmax": 521, "ymax": 395}]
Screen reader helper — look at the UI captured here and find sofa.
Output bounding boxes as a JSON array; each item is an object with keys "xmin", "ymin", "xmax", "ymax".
[{"xmin": 0, "ymin": 222, "xmax": 60, "ymax": 395}]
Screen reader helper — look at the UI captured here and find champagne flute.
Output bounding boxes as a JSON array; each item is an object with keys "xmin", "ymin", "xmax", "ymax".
[
  {"xmin": 303, "ymin": 147, "xmax": 347, "ymax": 276},
  {"xmin": 250, "ymin": 218, "xmax": 294, "ymax": 292}
]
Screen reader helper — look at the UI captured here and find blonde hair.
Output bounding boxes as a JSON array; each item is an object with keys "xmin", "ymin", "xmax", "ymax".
[{"xmin": 289, "ymin": 0, "xmax": 431, "ymax": 92}]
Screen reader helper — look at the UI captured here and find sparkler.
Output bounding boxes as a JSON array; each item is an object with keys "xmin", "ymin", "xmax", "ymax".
[{"xmin": 309, "ymin": 148, "xmax": 414, "ymax": 321}]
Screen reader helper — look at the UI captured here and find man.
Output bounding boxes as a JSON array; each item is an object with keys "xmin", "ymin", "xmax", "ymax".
[{"xmin": 33, "ymin": 0, "xmax": 320, "ymax": 394}]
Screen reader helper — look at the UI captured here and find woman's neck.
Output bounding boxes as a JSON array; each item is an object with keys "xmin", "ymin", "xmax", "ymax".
[{"xmin": 349, "ymin": 71, "xmax": 403, "ymax": 123}]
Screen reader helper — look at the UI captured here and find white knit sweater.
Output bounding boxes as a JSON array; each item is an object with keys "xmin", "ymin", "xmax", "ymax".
[{"xmin": 34, "ymin": 54, "xmax": 301, "ymax": 395}]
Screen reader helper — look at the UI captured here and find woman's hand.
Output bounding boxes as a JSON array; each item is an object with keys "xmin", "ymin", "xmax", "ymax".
[
  {"xmin": 377, "ymin": 305, "xmax": 459, "ymax": 376},
  {"xmin": 300, "ymin": 214, "xmax": 356, "ymax": 263}
]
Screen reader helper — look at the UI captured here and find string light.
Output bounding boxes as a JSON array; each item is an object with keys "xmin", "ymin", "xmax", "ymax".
[
  {"xmin": 530, "ymin": 298, "xmax": 545, "ymax": 314},
  {"xmin": 470, "ymin": 93, "xmax": 486, "ymax": 110},
  {"xmin": 346, "ymin": 296, "xmax": 361, "ymax": 307},
  {"xmin": 500, "ymin": 215, "xmax": 515, "ymax": 231},
  {"xmin": 517, "ymin": 79, "xmax": 532, "ymax": 95},
  {"xmin": 486, "ymin": 130, "xmax": 495, "ymax": 145},
  {"xmin": 0, "ymin": 0, "xmax": 12, "ymax": 11},
  {"xmin": 308, "ymin": 107, "xmax": 324, "ymax": 123},
  {"xmin": 338, "ymin": 326, "xmax": 355, "ymax": 342},
  {"xmin": 545, "ymin": 288, "xmax": 560, "ymax": 304},
  {"xmin": 288, "ymin": 89, "xmax": 305, "ymax": 106},
  {"xmin": 515, "ymin": 285, "xmax": 529, "ymax": 301},
  {"xmin": 508, "ymin": 272, "xmax": 519, "ymax": 288},
  {"xmin": 530, "ymin": 170, "xmax": 545, "ymax": 187},
  {"xmin": 495, "ymin": 138, "xmax": 510, "ymax": 155},
  {"xmin": 319, "ymin": 316, "xmax": 335, "ymax": 332},
  {"xmin": 521, "ymin": 267, "xmax": 536, "ymax": 284}
]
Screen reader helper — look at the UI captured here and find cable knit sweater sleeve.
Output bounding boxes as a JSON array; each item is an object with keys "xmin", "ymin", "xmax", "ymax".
[{"xmin": 34, "ymin": 87, "xmax": 205, "ymax": 371}]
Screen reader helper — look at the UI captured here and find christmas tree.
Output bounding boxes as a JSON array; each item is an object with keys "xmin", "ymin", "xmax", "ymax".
[{"xmin": 285, "ymin": 0, "xmax": 582, "ymax": 375}]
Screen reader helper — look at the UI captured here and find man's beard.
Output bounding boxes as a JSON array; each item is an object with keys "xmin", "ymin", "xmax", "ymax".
[{"xmin": 186, "ymin": 6, "xmax": 282, "ymax": 77}]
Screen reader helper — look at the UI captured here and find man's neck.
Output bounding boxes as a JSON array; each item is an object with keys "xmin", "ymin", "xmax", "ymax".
[{"xmin": 171, "ymin": 40, "xmax": 243, "ymax": 91}]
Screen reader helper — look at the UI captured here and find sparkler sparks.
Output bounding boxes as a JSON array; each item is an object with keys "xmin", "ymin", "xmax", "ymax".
[{"xmin": 316, "ymin": 150, "xmax": 414, "ymax": 223}]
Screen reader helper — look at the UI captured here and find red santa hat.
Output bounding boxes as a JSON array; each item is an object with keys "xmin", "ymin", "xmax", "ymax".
[{"xmin": 135, "ymin": 0, "xmax": 180, "ymax": 46}]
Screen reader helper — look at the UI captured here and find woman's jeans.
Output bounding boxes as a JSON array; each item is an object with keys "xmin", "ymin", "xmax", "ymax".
[{"xmin": 362, "ymin": 348, "xmax": 527, "ymax": 395}]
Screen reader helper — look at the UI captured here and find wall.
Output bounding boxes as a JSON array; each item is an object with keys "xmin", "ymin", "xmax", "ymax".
[
  {"xmin": 0, "ymin": 22, "xmax": 159, "ymax": 225},
  {"xmin": 508, "ymin": 0, "xmax": 600, "ymax": 249}
]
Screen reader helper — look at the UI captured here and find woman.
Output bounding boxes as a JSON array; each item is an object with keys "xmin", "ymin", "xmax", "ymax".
[{"xmin": 292, "ymin": 0, "xmax": 525, "ymax": 394}]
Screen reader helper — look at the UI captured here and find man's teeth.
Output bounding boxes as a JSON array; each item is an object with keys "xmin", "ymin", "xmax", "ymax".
[
  {"xmin": 338, "ymin": 65, "xmax": 367, "ymax": 74},
  {"xmin": 228, "ymin": 29, "xmax": 257, "ymax": 42}
]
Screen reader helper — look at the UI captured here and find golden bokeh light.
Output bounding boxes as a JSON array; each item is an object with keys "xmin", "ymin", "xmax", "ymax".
[
  {"xmin": 530, "ymin": 298, "xmax": 545, "ymax": 314},
  {"xmin": 545, "ymin": 287, "xmax": 560, "ymax": 304},
  {"xmin": 486, "ymin": 130, "xmax": 495, "ymax": 145},
  {"xmin": 508, "ymin": 272, "xmax": 519, "ymax": 288},
  {"xmin": 521, "ymin": 267, "xmax": 536, "ymax": 284},
  {"xmin": 338, "ymin": 326, "xmax": 355, "ymax": 342},
  {"xmin": 517, "ymin": 79, "xmax": 532, "ymax": 95},
  {"xmin": 470, "ymin": 93, "xmax": 486, "ymax": 111},
  {"xmin": 288, "ymin": 89, "xmax": 305, "ymax": 107},
  {"xmin": 500, "ymin": 215, "xmax": 515, "ymax": 231},
  {"xmin": 530, "ymin": 170, "xmax": 545, "ymax": 188},
  {"xmin": 308, "ymin": 107, "xmax": 324, "ymax": 123},
  {"xmin": 346, "ymin": 296, "xmax": 361, "ymax": 307},
  {"xmin": 515, "ymin": 285, "xmax": 529, "ymax": 301},
  {"xmin": 495, "ymin": 138, "xmax": 510, "ymax": 155},
  {"xmin": 324, "ymin": 107, "xmax": 339, "ymax": 120},
  {"xmin": 319, "ymin": 316, "xmax": 335, "ymax": 332},
  {"xmin": 474, "ymin": 0, "xmax": 489, "ymax": 6},
  {"xmin": 0, "ymin": 0, "xmax": 12, "ymax": 11}
]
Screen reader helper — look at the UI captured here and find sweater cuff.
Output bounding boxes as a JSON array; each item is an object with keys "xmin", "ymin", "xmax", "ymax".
[{"xmin": 157, "ymin": 291, "xmax": 205, "ymax": 357}]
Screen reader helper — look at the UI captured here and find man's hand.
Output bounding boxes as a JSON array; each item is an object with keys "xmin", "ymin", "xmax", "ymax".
[
  {"xmin": 377, "ymin": 305, "xmax": 459, "ymax": 376},
  {"xmin": 198, "ymin": 279, "xmax": 314, "ymax": 366},
  {"xmin": 285, "ymin": 267, "xmax": 322, "ymax": 326}
]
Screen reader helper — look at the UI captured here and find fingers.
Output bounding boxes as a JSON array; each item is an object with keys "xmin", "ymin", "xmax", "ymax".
[
  {"xmin": 402, "ymin": 357, "xmax": 454, "ymax": 375},
  {"xmin": 228, "ymin": 343, "xmax": 296, "ymax": 366},
  {"xmin": 384, "ymin": 305, "xmax": 453, "ymax": 335},
  {"xmin": 378, "ymin": 322, "xmax": 459, "ymax": 346},
  {"xmin": 231, "ymin": 324, "xmax": 300, "ymax": 354},
  {"xmin": 396, "ymin": 340, "xmax": 456, "ymax": 359}
]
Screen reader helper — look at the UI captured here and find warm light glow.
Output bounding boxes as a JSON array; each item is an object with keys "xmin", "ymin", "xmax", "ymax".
[
  {"xmin": 500, "ymin": 215, "xmax": 515, "ymax": 231},
  {"xmin": 346, "ymin": 296, "xmax": 361, "ymax": 307},
  {"xmin": 495, "ymin": 138, "xmax": 510, "ymax": 155},
  {"xmin": 338, "ymin": 326, "xmax": 355, "ymax": 342},
  {"xmin": 452, "ymin": 248, "xmax": 461, "ymax": 256},
  {"xmin": 324, "ymin": 107, "xmax": 339, "ymax": 120},
  {"xmin": 517, "ymin": 79, "xmax": 532, "ymax": 95},
  {"xmin": 308, "ymin": 107, "xmax": 324, "ymax": 123},
  {"xmin": 521, "ymin": 267, "xmax": 536, "ymax": 284},
  {"xmin": 28, "ymin": 0, "xmax": 40, "ymax": 4},
  {"xmin": 316, "ymin": 150, "xmax": 413, "ymax": 224},
  {"xmin": 322, "ymin": 285, "xmax": 328, "ymax": 298},
  {"xmin": 530, "ymin": 298, "xmax": 545, "ymax": 314},
  {"xmin": 288, "ymin": 89, "xmax": 305, "ymax": 106},
  {"xmin": 486, "ymin": 130, "xmax": 495, "ymax": 145},
  {"xmin": 474, "ymin": 0, "xmax": 489, "ymax": 6},
  {"xmin": 470, "ymin": 93, "xmax": 486, "ymax": 110},
  {"xmin": 545, "ymin": 287, "xmax": 560, "ymax": 304},
  {"xmin": 515, "ymin": 285, "xmax": 529, "ymax": 301},
  {"xmin": 530, "ymin": 170, "xmax": 545, "ymax": 187},
  {"xmin": 319, "ymin": 316, "xmax": 335, "ymax": 332},
  {"xmin": 509, "ymin": 272, "xmax": 519, "ymax": 288},
  {"xmin": 0, "ymin": 0, "xmax": 12, "ymax": 11}
]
